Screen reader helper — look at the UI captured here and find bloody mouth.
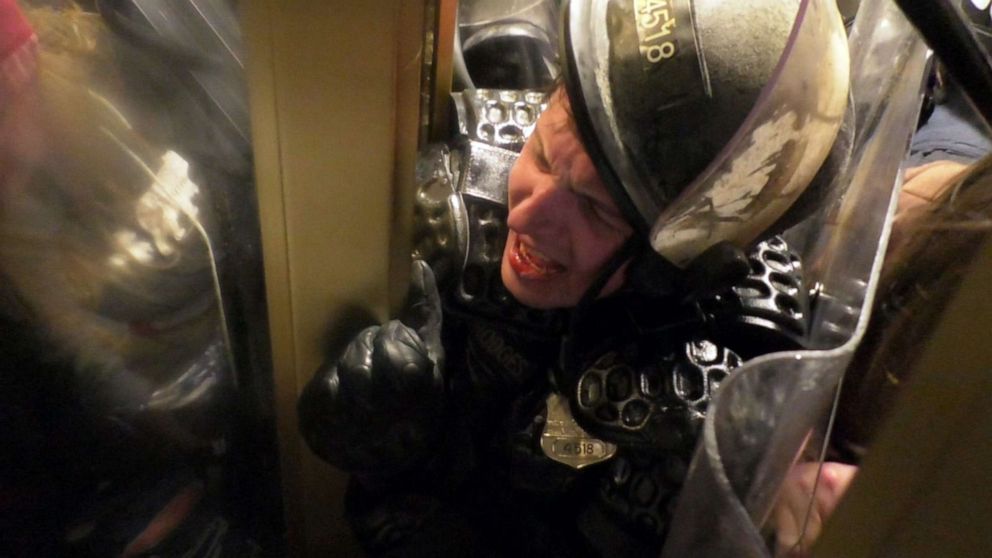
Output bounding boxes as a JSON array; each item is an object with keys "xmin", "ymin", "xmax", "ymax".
[{"xmin": 508, "ymin": 237, "xmax": 565, "ymax": 279}]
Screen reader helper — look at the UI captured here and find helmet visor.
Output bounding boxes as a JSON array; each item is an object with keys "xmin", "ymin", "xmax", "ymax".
[{"xmin": 564, "ymin": 0, "xmax": 849, "ymax": 266}]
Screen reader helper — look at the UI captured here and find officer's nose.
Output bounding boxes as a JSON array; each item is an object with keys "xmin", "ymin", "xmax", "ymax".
[{"xmin": 507, "ymin": 175, "xmax": 574, "ymax": 236}]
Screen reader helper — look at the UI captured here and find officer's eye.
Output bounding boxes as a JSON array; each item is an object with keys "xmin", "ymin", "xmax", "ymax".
[
  {"xmin": 581, "ymin": 195, "xmax": 626, "ymax": 231},
  {"xmin": 534, "ymin": 152, "xmax": 551, "ymax": 173},
  {"xmin": 580, "ymin": 196, "xmax": 608, "ymax": 222},
  {"xmin": 534, "ymin": 150, "xmax": 551, "ymax": 173},
  {"xmin": 530, "ymin": 136, "xmax": 552, "ymax": 173}
]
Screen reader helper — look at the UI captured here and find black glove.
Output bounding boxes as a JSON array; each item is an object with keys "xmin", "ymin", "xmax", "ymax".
[{"xmin": 298, "ymin": 261, "xmax": 445, "ymax": 475}]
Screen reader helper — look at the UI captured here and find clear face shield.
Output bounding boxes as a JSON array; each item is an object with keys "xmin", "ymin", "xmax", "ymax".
[{"xmin": 563, "ymin": 0, "xmax": 850, "ymax": 267}]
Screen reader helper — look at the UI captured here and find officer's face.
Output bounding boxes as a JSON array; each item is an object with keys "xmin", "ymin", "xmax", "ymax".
[{"xmin": 501, "ymin": 92, "xmax": 633, "ymax": 309}]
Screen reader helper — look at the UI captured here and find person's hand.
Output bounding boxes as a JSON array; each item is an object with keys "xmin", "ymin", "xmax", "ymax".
[
  {"xmin": 890, "ymin": 160, "xmax": 969, "ymax": 252},
  {"xmin": 298, "ymin": 261, "xmax": 445, "ymax": 475},
  {"xmin": 772, "ymin": 461, "xmax": 858, "ymax": 557},
  {"xmin": 901, "ymin": 160, "xmax": 969, "ymax": 211}
]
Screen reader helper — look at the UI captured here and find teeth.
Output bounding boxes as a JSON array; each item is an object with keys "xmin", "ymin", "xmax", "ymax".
[
  {"xmin": 519, "ymin": 241, "xmax": 561, "ymax": 272},
  {"xmin": 520, "ymin": 243, "xmax": 543, "ymax": 268}
]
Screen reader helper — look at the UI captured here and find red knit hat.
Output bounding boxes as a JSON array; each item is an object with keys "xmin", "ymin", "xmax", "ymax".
[{"xmin": 0, "ymin": 0, "xmax": 37, "ymax": 99}]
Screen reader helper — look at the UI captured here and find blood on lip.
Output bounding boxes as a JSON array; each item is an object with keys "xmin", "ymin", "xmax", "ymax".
[{"xmin": 511, "ymin": 238, "xmax": 564, "ymax": 277}]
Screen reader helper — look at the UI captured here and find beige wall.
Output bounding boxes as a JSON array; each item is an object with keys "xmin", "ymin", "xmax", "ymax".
[{"xmin": 243, "ymin": 1, "xmax": 428, "ymax": 555}]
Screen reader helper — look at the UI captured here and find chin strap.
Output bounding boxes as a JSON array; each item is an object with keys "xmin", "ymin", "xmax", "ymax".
[
  {"xmin": 555, "ymin": 235, "xmax": 645, "ymax": 390},
  {"xmin": 554, "ymin": 237, "xmax": 751, "ymax": 392}
]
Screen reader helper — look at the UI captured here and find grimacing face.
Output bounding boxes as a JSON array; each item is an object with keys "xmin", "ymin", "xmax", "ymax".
[{"xmin": 500, "ymin": 91, "xmax": 634, "ymax": 309}]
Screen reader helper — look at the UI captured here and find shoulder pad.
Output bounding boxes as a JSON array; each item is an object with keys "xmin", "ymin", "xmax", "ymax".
[
  {"xmin": 452, "ymin": 88, "xmax": 547, "ymax": 149},
  {"xmin": 411, "ymin": 143, "xmax": 465, "ymax": 285},
  {"xmin": 699, "ymin": 235, "xmax": 810, "ymax": 358}
]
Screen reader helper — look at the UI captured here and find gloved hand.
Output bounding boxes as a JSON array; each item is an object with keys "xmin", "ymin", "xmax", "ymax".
[{"xmin": 298, "ymin": 261, "xmax": 445, "ymax": 475}]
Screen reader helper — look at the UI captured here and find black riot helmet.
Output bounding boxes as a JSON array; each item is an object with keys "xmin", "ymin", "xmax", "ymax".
[{"xmin": 560, "ymin": 0, "xmax": 850, "ymax": 268}]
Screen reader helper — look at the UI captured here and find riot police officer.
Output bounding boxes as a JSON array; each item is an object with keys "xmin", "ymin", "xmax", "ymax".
[{"xmin": 299, "ymin": 0, "xmax": 851, "ymax": 555}]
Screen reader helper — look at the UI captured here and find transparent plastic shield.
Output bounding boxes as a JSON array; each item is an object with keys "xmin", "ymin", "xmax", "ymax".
[
  {"xmin": 1, "ymin": 0, "xmax": 238, "ymax": 442},
  {"xmin": 0, "ymin": 2, "xmax": 280, "ymax": 555},
  {"xmin": 648, "ymin": 0, "xmax": 849, "ymax": 266},
  {"xmin": 566, "ymin": 0, "xmax": 849, "ymax": 266},
  {"xmin": 660, "ymin": 3, "xmax": 931, "ymax": 556}
]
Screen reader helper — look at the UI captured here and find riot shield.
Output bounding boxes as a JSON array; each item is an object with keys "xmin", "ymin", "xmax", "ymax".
[
  {"xmin": 661, "ymin": 2, "xmax": 932, "ymax": 556},
  {"xmin": 0, "ymin": 1, "xmax": 282, "ymax": 555}
]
